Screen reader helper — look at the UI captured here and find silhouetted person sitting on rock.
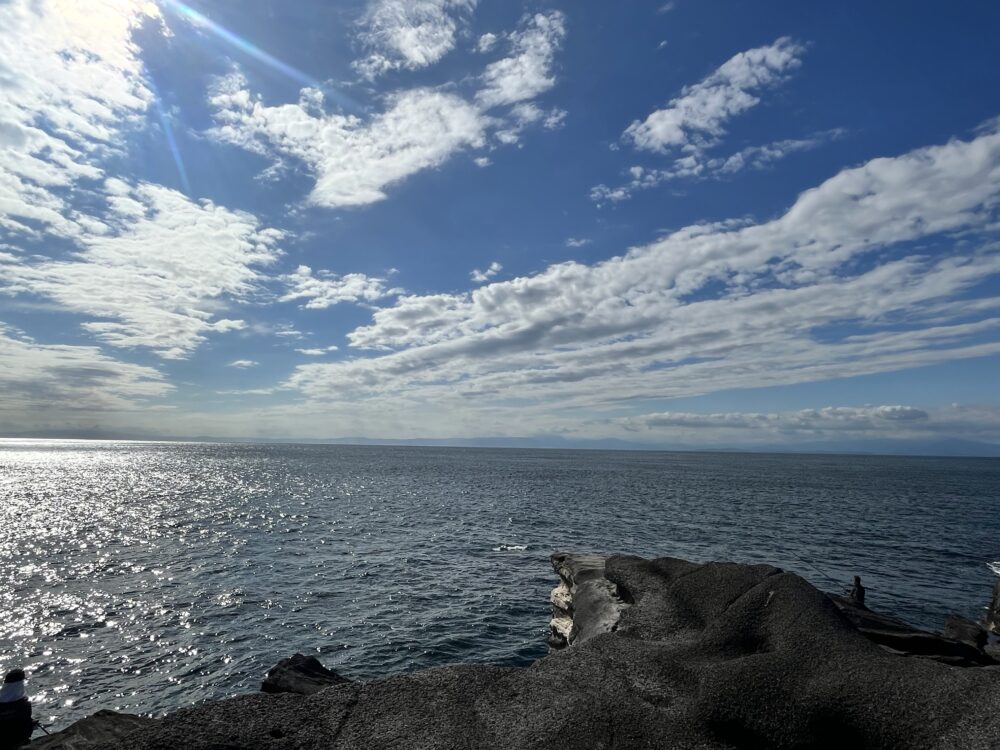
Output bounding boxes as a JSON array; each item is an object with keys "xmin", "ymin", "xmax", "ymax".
[
  {"xmin": 0, "ymin": 668, "xmax": 33, "ymax": 748},
  {"xmin": 850, "ymin": 575, "xmax": 866, "ymax": 607}
]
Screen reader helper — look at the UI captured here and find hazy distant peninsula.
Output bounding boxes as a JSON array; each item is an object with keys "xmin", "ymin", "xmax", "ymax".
[{"xmin": 29, "ymin": 553, "xmax": 1000, "ymax": 749}]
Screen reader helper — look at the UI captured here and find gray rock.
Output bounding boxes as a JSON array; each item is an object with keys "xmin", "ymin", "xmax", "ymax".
[
  {"xmin": 29, "ymin": 710, "xmax": 151, "ymax": 749},
  {"xmin": 829, "ymin": 596, "xmax": 995, "ymax": 666},
  {"xmin": 36, "ymin": 555, "xmax": 1000, "ymax": 749},
  {"xmin": 260, "ymin": 653, "xmax": 351, "ymax": 695},
  {"xmin": 942, "ymin": 615, "xmax": 988, "ymax": 650},
  {"xmin": 549, "ymin": 552, "xmax": 629, "ymax": 649},
  {"xmin": 987, "ymin": 579, "xmax": 1000, "ymax": 634}
]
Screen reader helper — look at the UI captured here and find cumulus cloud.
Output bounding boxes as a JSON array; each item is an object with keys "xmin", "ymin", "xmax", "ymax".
[
  {"xmin": 354, "ymin": 0, "xmax": 477, "ymax": 79},
  {"xmin": 476, "ymin": 32, "xmax": 499, "ymax": 53},
  {"xmin": 209, "ymin": 12, "xmax": 567, "ymax": 209},
  {"xmin": 0, "ymin": 181, "xmax": 283, "ymax": 359},
  {"xmin": 279, "ymin": 122, "xmax": 1000, "ymax": 414},
  {"xmin": 475, "ymin": 11, "xmax": 566, "ymax": 109},
  {"xmin": 280, "ymin": 265, "xmax": 400, "ymax": 309},
  {"xmin": 624, "ymin": 37, "xmax": 805, "ymax": 154},
  {"xmin": 470, "ymin": 261, "xmax": 502, "ymax": 283}
]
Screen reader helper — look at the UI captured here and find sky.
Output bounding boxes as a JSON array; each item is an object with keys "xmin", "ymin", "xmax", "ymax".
[{"xmin": 0, "ymin": 0, "xmax": 999, "ymax": 451}]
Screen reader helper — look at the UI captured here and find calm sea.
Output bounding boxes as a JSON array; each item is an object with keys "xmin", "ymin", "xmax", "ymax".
[{"xmin": 1, "ymin": 440, "xmax": 998, "ymax": 729}]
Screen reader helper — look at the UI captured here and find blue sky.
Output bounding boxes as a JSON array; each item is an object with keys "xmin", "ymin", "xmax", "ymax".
[{"xmin": 1, "ymin": 0, "xmax": 999, "ymax": 449}]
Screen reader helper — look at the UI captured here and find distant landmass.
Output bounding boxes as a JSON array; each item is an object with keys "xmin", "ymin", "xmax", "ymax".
[{"xmin": 2, "ymin": 429, "xmax": 999, "ymax": 457}]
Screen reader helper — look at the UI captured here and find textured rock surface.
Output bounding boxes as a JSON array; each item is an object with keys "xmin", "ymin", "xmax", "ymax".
[
  {"xmin": 548, "ymin": 552, "xmax": 628, "ymax": 649},
  {"xmin": 261, "ymin": 653, "xmax": 352, "ymax": 696},
  {"xmin": 830, "ymin": 595, "xmax": 995, "ymax": 666},
  {"xmin": 988, "ymin": 579, "xmax": 1000, "ymax": 634},
  {"xmin": 941, "ymin": 615, "xmax": 988, "ymax": 650},
  {"xmin": 29, "ymin": 710, "xmax": 152, "ymax": 749},
  {"xmin": 32, "ymin": 555, "xmax": 1000, "ymax": 749}
]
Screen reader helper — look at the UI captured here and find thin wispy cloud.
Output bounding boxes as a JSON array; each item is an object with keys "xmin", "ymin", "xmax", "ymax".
[
  {"xmin": 614, "ymin": 404, "xmax": 1000, "ymax": 445},
  {"xmin": 295, "ymin": 346, "xmax": 340, "ymax": 356},
  {"xmin": 593, "ymin": 130, "xmax": 845, "ymax": 203}
]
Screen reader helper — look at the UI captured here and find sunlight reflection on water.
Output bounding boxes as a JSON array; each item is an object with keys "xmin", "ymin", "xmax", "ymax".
[{"xmin": 2, "ymin": 440, "xmax": 998, "ymax": 730}]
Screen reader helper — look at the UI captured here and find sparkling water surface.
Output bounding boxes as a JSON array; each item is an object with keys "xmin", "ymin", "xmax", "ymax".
[{"xmin": 1, "ymin": 440, "xmax": 998, "ymax": 730}]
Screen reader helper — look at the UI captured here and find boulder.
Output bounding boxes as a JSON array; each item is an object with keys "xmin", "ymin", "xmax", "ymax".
[
  {"xmin": 260, "ymin": 653, "xmax": 351, "ymax": 696},
  {"xmin": 987, "ymin": 579, "xmax": 1000, "ymax": 634},
  {"xmin": 942, "ymin": 614, "xmax": 988, "ymax": 650},
  {"xmin": 29, "ymin": 710, "xmax": 151, "ymax": 749}
]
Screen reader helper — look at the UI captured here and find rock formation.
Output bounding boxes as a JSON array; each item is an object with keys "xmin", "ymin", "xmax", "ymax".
[
  {"xmin": 30, "ymin": 554, "xmax": 1000, "ymax": 749},
  {"xmin": 260, "ymin": 653, "xmax": 351, "ymax": 696},
  {"xmin": 987, "ymin": 578, "xmax": 1000, "ymax": 634}
]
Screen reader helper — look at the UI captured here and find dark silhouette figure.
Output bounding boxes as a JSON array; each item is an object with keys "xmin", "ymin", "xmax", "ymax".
[
  {"xmin": 0, "ymin": 668, "xmax": 33, "ymax": 749},
  {"xmin": 850, "ymin": 575, "xmax": 866, "ymax": 607}
]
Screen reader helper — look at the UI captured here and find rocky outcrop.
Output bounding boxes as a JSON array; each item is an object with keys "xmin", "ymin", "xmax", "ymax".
[
  {"xmin": 987, "ymin": 578, "xmax": 1000, "ymax": 634},
  {"xmin": 829, "ymin": 595, "xmax": 995, "ymax": 666},
  {"xmin": 29, "ymin": 710, "xmax": 151, "ymax": 749},
  {"xmin": 548, "ymin": 552, "xmax": 629, "ymax": 649},
  {"xmin": 260, "ymin": 653, "xmax": 351, "ymax": 696},
  {"xmin": 941, "ymin": 615, "xmax": 988, "ymax": 650},
  {"xmin": 31, "ymin": 554, "xmax": 1000, "ymax": 749}
]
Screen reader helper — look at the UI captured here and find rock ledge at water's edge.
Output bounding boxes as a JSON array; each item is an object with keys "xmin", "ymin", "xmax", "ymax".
[{"xmin": 30, "ymin": 554, "xmax": 1000, "ymax": 749}]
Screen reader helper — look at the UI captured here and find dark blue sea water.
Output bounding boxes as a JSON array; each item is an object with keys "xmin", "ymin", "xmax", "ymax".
[{"xmin": 1, "ymin": 440, "xmax": 998, "ymax": 730}]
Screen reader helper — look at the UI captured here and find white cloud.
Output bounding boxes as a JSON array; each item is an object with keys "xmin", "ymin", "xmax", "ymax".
[
  {"xmin": 279, "ymin": 123, "xmax": 1000, "ymax": 414},
  {"xmin": 280, "ymin": 265, "xmax": 399, "ymax": 309},
  {"xmin": 227, "ymin": 359, "xmax": 259, "ymax": 369},
  {"xmin": 473, "ymin": 156, "xmax": 492, "ymax": 168},
  {"xmin": 0, "ymin": 181, "xmax": 283, "ymax": 359},
  {"xmin": 295, "ymin": 346, "xmax": 340, "ymax": 356},
  {"xmin": 0, "ymin": 0, "xmax": 163, "ymax": 238},
  {"xmin": 614, "ymin": 403, "xmax": 1000, "ymax": 445},
  {"xmin": 476, "ymin": 32, "xmax": 499, "ymax": 53},
  {"xmin": 354, "ymin": 0, "xmax": 478, "ymax": 79},
  {"xmin": 565, "ymin": 238, "xmax": 592, "ymax": 248},
  {"xmin": 620, "ymin": 405, "xmax": 930, "ymax": 433},
  {"xmin": 212, "ymin": 76, "xmax": 488, "ymax": 209},
  {"xmin": 623, "ymin": 37, "xmax": 804, "ymax": 154},
  {"xmin": 210, "ymin": 12, "xmax": 567, "ymax": 209},
  {"xmin": 0, "ymin": 323, "xmax": 170, "ymax": 421},
  {"xmin": 470, "ymin": 261, "xmax": 502, "ymax": 283},
  {"xmin": 593, "ymin": 130, "xmax": 844, "ymax": 204},
  {"xmin": 476, "ymin": 12, "xmax": 566, "ymax": 109}
]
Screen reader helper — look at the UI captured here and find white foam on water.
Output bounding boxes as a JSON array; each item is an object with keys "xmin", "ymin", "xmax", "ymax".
[
  {"xmin": 493, "ymin": 544, "xmax": 528, "ymax": 552},
  {"xmin": 988, "ymin": 561, "xmax": 1000, "ymax": 577}
]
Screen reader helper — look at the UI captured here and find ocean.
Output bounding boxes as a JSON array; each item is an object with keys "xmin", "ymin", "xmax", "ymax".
[{"xmin": 1, "ymin": 440, "xmax": 997, "ymax": 730}]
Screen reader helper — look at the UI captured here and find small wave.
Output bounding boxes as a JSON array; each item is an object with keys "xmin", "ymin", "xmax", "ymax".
[
  {"xmin": 493, "ymin": 544, "xmax": 528, "ymax": 552},
  {"xmin": 988, "ymin": 561, "xmax": 1000, "ymax": 577}
]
